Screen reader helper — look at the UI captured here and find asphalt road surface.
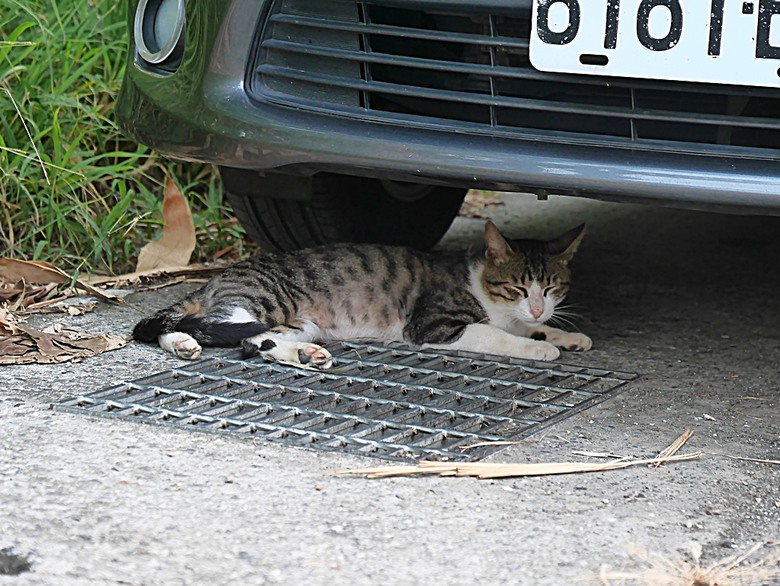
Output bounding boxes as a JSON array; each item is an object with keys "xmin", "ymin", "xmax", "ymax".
[{"xmin": 2, "ymin": 193, "xmax": 779, "ymax": 585}]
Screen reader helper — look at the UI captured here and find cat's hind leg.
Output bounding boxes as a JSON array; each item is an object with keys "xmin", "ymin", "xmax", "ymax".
[
  {"xmin": 134, "ymin": 294, "xmax": 268, "ymax": 360},
  {"xmin": 242, "ymin": 321, "xmax": 333, "ymax": 369}
]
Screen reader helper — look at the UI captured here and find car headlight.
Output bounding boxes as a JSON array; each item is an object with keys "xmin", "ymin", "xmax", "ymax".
[{"xmin": 134, "ymin": 0, "xmax": 185, "ymax": 70}]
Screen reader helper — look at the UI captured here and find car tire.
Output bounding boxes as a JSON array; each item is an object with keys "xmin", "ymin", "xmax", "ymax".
[{"xmin": 222, "ymin": 171, "xmax": 467, "ymax": 251}]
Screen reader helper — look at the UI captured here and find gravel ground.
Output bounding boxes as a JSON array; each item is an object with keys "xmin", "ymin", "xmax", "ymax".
[{"xmin": 1, "ymin": 194, "xmax": 779, "ymax": 585}]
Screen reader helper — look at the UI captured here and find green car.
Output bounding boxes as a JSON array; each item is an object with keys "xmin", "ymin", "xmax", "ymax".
[{"xmin": 118, "ymin": 0, "xmax": 780, "ymax": 251}]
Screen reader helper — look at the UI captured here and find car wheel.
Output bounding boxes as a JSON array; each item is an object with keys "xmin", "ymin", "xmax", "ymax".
[{"xmin": 221, "ymin": 170, "xmax": 467, "ymax": 251}]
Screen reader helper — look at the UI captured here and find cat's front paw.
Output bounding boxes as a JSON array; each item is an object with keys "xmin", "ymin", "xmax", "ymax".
[
  {"xmin": 560, "ymin": 332, "xmax": 592, "ymax": 352},
  {"xmin": 526, "ymin": 340, "xmax": 560, "ymax": 361},
  {"xmin": 243, "ymin": 336, "xmax": 333, "ymax": 370}
]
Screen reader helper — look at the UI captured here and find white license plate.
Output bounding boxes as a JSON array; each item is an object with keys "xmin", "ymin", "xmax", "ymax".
[{"xmin": 530, "ymin": 0, "xmax": 780, "ymax": 88}]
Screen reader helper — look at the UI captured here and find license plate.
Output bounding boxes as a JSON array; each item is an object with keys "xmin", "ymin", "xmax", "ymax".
[{"xmin": 530, "ymin": 0, "xmax": 780, "ymax": 88}]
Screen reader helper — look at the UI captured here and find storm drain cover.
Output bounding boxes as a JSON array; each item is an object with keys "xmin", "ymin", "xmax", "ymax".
[{"xmin": 54, "ymin": 342, "xmax": 638, "ymax": 462}]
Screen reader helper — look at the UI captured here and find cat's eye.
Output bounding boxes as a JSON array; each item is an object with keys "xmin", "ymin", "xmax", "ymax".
[
  {"xmin": 511, "ymin": 286, "xmax": 528, "ymax": 297},
  {"xmin": 543, "ymin": 286, "xmax": 556, "ymax": 296}
]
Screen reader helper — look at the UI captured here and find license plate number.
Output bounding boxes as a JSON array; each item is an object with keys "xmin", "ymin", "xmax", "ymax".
[{"xmin": 530, "ymin": 0, "xmax": 780, "ymax": 88}]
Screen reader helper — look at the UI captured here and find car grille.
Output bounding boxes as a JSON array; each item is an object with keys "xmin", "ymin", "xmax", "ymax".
[{"xmin": 248, "ymin": 0, "xmax": 780, "ymax": 155}]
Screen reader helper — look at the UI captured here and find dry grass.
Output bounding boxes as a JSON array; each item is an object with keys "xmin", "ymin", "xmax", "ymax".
[
  {"xmin": 337, "ymin": 429, "xmax": 700, "ymax": 479},
  {"xmin": 594, "ymin": 542, "xmax": 780, "ymax": 586}
]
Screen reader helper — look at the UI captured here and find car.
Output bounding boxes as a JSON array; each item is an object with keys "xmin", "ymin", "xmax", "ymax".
[{"xmin": 117, "ymin": 0, "xmax": 780, "ymax": 251}]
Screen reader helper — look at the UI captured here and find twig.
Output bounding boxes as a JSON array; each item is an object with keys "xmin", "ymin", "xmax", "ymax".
[
  {"xmin": 716, "ymin": 454, "xmax": 780, "ymax": 466},
  {"xmin": 460, "ymin": 440, "xmax": 525, "ymax": 450},
  {"xmin": 572, "ymin": 451, "xmax": 625, "ymax": 459}
]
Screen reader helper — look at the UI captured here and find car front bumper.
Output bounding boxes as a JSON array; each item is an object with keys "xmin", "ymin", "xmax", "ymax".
[{"xmin": 117, "ymin": 0, "xmax": 780, "ymax": 214}]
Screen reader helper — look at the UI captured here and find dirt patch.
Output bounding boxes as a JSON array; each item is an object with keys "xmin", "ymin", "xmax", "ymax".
[{"xmin": 0, "ymin": 548, "xmax": 31, "ymax": 576}]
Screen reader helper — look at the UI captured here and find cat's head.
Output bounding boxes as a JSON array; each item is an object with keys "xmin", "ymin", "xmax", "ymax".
[{"xmin": 479, "ymin": 221, "xmax": 585, "ymax": 327}]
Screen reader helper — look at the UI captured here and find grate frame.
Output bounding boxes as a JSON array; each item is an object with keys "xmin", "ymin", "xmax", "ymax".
[{"xmin": 54, "ymin": 342, "xmax": 637, "ymax": 462}]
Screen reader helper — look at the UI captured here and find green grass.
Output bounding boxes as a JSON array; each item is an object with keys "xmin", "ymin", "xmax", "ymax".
[{"xmin": 0, "ymin": 0, "xmax": 245, "ymax": 276}]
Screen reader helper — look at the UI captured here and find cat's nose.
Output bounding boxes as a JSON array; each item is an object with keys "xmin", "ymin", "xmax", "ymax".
[{"xmin": 530, "ymin": 307, "xmax": 544, "ymax": 319}]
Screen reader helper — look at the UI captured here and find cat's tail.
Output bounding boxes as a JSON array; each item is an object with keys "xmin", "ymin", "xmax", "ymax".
[{"xmin": 133, "ymin": 309, "xmax": 268, "ymax": 347}]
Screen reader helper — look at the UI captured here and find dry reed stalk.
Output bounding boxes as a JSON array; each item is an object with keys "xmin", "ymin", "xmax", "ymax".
[
  {"xmin": 337, "ymin": 430, "xmax": 700, "ymax": 479},
  {"xmin": 652, "ymin": 428, "xmax": 693, "ymax": 467},
  {"xmin": 336, "ymin": 452, "xmax": 701, "ymax": 480}
]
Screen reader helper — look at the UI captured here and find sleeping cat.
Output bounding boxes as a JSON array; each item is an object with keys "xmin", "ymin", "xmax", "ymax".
[{"xmin": 132, "ymin": 221, "xmax": 592, "ymax": 368}]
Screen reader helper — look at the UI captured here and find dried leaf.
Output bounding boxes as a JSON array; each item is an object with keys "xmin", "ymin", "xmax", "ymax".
[
  {"xmin": 84, "ymin": 263, "xmax": 226, "ymax": 291},
  {"xmin": 0, "ymin": 258, "xmax": 119, "ymax": 305},
  {"xmin": 0, "ymin": 280, "xmax": 25, "ymax": 302},
  {"xmin": 0, "ymin": 258, "xmax": 70, "ymax": 285},
  {"xmin": 0, "ymin": 307, "xmax": 22, "ymax": 335},
  {"xmin": 458, "ymin": 190, "xmax": 506, "ymax": 219},
  {"xmin": 0, "ymin": 319, "xmax": 127, "ymax": 364},
  {"xmin": 136, "ymin": 176, "xmax": 196, "ymax": 272}
]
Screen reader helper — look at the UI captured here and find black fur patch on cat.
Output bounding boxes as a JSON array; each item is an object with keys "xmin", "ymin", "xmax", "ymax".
[
  {"xmin": 530, "ymin": 331, "xmax": 547, "ymax": 341},
  {"xmin": 258, "ymin": 339, "xmax": 276, "ymax": 351},
  {"xmin": 133, "ymin": 313, "xmax": 267, "ymax": 346},
  {"xmin": 132, "ymin": 314, "xmax": 172, "ymax": 343},
  {"xmin": 242, "ymin": 337, "xmax": 276, "ymax": 358}
]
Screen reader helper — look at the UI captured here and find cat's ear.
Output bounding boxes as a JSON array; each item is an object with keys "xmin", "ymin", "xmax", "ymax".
[
  {"xmin": 484, "ymin": 221, "xmax": 514, "ymax": 265},
  {"xmin": 547, "ymin": 224, "xmax": 586, "ymax": 263}
]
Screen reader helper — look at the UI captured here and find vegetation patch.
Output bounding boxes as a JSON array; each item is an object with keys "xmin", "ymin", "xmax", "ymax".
[{"xmin": 1, "ymin": 0, "xmax": 246, "ymax": 276}]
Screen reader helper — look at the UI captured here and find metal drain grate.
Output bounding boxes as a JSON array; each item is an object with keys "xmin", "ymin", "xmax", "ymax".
[{"xmin": 54, "ymin": 342, "xmax": 638, "ymax": 461}]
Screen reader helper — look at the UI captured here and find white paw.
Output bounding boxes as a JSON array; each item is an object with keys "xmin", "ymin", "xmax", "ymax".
[
  {"xmin": 244, "ymin": 336, "xmax": 333, "ymax": 370},
  {"xmin": 297, "ymin": 343, "xmax": 333, "ymax": 369},
  {"xmin": 159, "ymin": 332, "xmax": 202, "ymax": 360},
  {"xmin": 174, "ymin": 337, "xmax": 202, "ymax": 360},
  {"xmin": 527, "ymin": 340, "xmax": 560, "ymax": 361},
  {"xmin": 560, "ymin": 333, "xmax": 592, "ymax": 352}
]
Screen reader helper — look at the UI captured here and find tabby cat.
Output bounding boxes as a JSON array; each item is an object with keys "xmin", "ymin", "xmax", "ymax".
[{"xmin": 133, "ymin": 221, "xmax": 592, "ymax": 367}]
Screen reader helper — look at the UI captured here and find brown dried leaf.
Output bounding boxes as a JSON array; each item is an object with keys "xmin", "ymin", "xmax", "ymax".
[
  {"xmin": 0, "ymin": 335, "xmax": 32, "ymax": 356},
  {"xmin": 0, "ymin": 307, "xmax": 21, "ymax": 335},
  {"xmin": 0, "ymin": 320, "xmax": 127, "ymax": 365},
  {"xmin": 136, "ymin": 176, "xmax": 196, "ymax": 272},
  {"xmin": 0, "ymin": 280, "xmax": 25, "ymax": 302},
  {"xmin": 458, "ymin": 190, "xmax": 506, "ymax": 219},
  {"xmin": 85, "ymin": 263, "xmax": 225, "ymax": 291},
  {"xmin": 0, "ymin": 258, "xmax": 70, "ymax": 285},
  {"xmin": 0, "ymin": 258, "xmax": 120, "ymax": 305}
]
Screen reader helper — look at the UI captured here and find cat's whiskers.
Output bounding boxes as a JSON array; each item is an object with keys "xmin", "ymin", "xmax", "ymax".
[
  {"xmin": 548, "ymin": 304, "xmax": 586, "ymax": 330},
  {"xmin": 547, "ymin": 315, "xmax": 576, "ymax": 330}
]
